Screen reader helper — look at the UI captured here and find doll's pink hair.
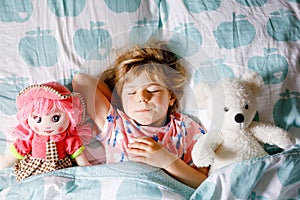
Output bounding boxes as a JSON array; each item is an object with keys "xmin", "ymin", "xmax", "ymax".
[{"xmin": 12, "ymin": 82, "xmax": 89, "ymax": 140}]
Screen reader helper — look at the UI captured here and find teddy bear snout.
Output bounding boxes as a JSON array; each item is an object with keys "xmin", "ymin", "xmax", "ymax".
[{"xmin": 234, "ymin": 113, "xmax": 244, "ymax": 123}]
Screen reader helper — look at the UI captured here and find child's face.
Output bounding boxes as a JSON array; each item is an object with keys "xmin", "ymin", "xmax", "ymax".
[
  {"xmin": 121, "ymin": 71, "xmax": 175, "ymax": 127},
  {"xmin": 27, "ymin": 109, "xmax": 70, "ymax": 136}
]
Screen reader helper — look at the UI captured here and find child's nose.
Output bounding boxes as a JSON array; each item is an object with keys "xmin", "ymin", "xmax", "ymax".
[{"xmin": 136, "ymin": 90, "xmax": 150, "ymax": 102}]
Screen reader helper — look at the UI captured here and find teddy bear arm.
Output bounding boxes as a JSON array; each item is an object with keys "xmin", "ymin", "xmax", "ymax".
[
  {"xmin": 250, "ymin": 122, "xmax": 296, "ymax": 149},
  {"xmin": 192, "ymin": 134, "xmax": 218, "ymax": 167}
]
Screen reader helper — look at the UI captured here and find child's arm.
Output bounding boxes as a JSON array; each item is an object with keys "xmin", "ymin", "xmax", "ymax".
[
  {"xmin": 164, "ymin": 158, "xmax": 208, "ymax": 188},
  {"xmin": 72, "ymin": 73, "xmax": 112, "ymax": 130},
  {"xmin": 127, "ymin": 137, "xmax": 208, "ymax": 188}
]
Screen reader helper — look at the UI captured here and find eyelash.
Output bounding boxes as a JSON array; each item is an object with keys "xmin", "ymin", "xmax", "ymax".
[
  {"xmin": 149, "ymin": 90, "xmax": 159, "ymax": 93},
  {"xmin": 128, "ymin": 90, "xmax": 160, "ymax": 95}
]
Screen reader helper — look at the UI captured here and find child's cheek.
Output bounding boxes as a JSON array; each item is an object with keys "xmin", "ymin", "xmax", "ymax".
[{"xmin": 58, "ymin": 126, "xmax": 64, "ymax": 133}]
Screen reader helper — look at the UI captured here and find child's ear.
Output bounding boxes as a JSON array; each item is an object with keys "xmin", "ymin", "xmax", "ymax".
[{"xmin": 169, "ymin": 94, "xmax": 176, "ymax": 106}]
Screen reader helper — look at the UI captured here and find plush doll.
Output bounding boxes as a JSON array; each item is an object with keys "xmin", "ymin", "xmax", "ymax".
[
  {"xmin": 191, "ymin": 72, "xmax": 296, "ymax": 175},
  {"xmin": 0, "ymin": 82, "xmax": 91, "ymax": 181}
]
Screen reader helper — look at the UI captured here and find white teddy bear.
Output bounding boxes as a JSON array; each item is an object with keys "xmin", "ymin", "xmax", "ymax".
[{"xmin": 191, "ymin": 72, "xmax": 296, "ymax": 175}]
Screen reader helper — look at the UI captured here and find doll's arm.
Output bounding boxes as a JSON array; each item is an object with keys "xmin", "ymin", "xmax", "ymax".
[
  {"xmin": 74, "ymin": 152, "xmax": 92, "ymax": 166},
  {"xmin": 250, "ymin": 121, "xmax": 296, "ymax": 149},
  {"xmin": 0, "ymin": 151, "xmax": 18, "ymax": 169}
]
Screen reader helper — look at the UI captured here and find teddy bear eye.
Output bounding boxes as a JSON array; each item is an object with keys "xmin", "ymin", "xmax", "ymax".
[
  {"xmin": 224, "ymin": 107, "xmax": 229, "ymax": 112},
  {"xmin": 244, "ymin": 104, "xmax": 249, "ymax": 110}
]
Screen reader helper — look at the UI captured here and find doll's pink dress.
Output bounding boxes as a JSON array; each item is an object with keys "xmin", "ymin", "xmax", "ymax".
[
  {"xmin": 11, "ymin": 131, "xmax": 84, "ymax": 181},
  {"xmin": 97, "ymin": 107, "xmax": 205, "ymax": 166}
]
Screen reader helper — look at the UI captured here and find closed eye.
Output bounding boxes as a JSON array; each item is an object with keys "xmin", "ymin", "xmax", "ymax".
[{"xmin": 148, "ymin": 90, "xmax": 160, "ymax": 93}]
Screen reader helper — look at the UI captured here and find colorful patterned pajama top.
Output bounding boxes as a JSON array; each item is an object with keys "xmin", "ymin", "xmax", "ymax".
[{"xmin": 97, "ymin": 107, "xmax": 205, "ymax": 166}]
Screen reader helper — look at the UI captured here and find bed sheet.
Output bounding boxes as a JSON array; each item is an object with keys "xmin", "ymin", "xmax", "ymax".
[
  {"xmin": 0, "ymin": 0, "xmax": 299, "ymax": 199},
  {"xmin": 1, "ymin": 148, "xmax": 299, "ymax": 200},
  {"xmin": 0, "ymin": 161, "xmax": 194, "ymax": 200},
  {"xmin": 191, "ymin": 147, "xmax": 300, "ymax": 200}
]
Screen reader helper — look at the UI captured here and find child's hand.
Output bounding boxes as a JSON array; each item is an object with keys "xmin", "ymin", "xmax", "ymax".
[{"xmin": 127, "ymin": 137, "xmax": 179, "ymax": 169}]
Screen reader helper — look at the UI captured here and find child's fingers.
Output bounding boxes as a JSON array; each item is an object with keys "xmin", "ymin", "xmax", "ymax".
[
  {"xmin": 127, "ymin": 141, "xmax": 153, "ymax": 152},
  {"xmin": 128, "ymin": 137, "xmax": 162, "ymax": 152},
  {"xmin": 127, "ymin": 147, "xmax": 146, "ymax": 155},
  {"xmin": 131, "ymin": 137, "xmax": 155, "ymax": 144}
]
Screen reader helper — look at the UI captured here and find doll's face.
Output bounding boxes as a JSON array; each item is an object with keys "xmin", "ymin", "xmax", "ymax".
[{"xmin": 27, "ymin": 109, "xmax": 70, "ymax": 136}]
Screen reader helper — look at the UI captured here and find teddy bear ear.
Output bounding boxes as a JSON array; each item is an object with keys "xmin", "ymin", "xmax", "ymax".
[{"xmin": 242, "ymin": 71, "xmax": 264, "ymax": 94}]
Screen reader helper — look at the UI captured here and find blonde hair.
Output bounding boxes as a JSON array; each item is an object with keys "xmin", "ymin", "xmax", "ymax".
[{"xmin": 100, "ymin": 41, "xmax": 186, "ymax": 114}]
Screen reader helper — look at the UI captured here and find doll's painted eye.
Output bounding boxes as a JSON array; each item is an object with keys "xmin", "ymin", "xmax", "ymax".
[
  {"xmin": 33, "ymin": 116, "xmax": 42, "ymax": 123},
  {"xmin": 244, "ymin": 104, "xmax": 249, "ymax": 109},
  {"xmin": 224, "ymin": 107, "xmax": 229, "ymax": 112},
  {"xmin": 52, "ymin": 115, "xmax": 61, "ymax": 123}
]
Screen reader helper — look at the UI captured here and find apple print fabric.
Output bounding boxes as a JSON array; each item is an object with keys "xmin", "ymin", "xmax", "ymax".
[{"xmin": 0, "ymin": 0, "xmax": 299, "ymax": 199}]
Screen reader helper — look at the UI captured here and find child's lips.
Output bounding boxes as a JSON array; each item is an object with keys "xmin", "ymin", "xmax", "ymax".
[{"xmin": 136, "ymin": 109, "xmax": 151, "ymax": 112}]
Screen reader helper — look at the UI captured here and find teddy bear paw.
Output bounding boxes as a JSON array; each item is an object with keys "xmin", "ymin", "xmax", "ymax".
[{"xmin": 192, "ymin": 152, "xmax": 215, "ymax": 167}]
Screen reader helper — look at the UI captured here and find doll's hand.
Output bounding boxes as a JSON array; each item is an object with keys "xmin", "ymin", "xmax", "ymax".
[
  {"xmin": 127, "ymin": 137, "xmax": 179, "ymax": 169},
  {"xmin": 0, "ymin": 154, "xmax": 18, "ymax": 169},
  {"xmin": 75, "ymin": 153, "xmax": 92, "ymax": 166}
]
